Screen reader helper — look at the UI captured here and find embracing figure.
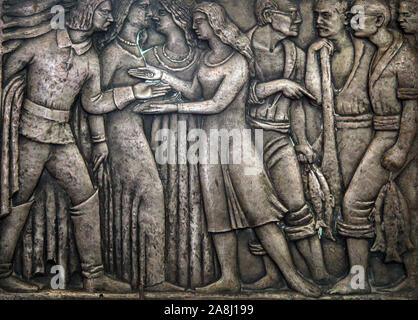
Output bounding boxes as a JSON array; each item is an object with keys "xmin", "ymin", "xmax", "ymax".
[
  {"xmin": 98, "ymin": 0, "xmax": 182, "ymax": 292},
  {"xmin": 0, "ymin": 0, "xmax": 168, "ymax": 293},
  {"xmin": 130, "ymin": 1, "xmax": 321, "ymax": 297}
]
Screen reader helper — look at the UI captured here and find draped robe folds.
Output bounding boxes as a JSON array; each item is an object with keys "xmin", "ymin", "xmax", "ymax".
[{"xmin": 145, "ymin": 46, "xmax": 218, "ymax": 288}]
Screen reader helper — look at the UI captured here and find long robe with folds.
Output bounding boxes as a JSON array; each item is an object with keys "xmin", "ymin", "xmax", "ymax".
[{"xmin": 145, "ymin": 46, "xmax": 217, "ymax": 288}]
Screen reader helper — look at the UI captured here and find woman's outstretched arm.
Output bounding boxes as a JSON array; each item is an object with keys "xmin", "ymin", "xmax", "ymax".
[{"xmin": 129, "ymin": 66, "xmax": 202, "ymax": 100}]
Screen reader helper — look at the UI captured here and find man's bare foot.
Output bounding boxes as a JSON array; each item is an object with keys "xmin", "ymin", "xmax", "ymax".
[
  {"xmin": 377, "ymin": 278, "xmax": 416, "ymax": 293},
  {"xmin": 195, "ymin": 277, "xmax": 240, "ymax": 294},
  {"xmin": 83, "ymin": 274, "xmax": 132, "ymax": 293},
  {"xmin": 286, "ymin": 274, "xmax": 321, "ymax": 298},
  {"xmin": 145, "ymin": 281, "xmax": 185, "ymax": 292},
  {"xmin": 0, "ymin": 275, "xmax": 40, "ymax": 293},
  {"xmin": 242, "ymin": 274, "xmax": 286, "ymax": 291},
  {"xmin": 328, "ymin": 275, "xmax": 371, "ymax": 295},
  {"xmin": 312, "ymin": 272, "xmax": 337, "ymax": 286}
]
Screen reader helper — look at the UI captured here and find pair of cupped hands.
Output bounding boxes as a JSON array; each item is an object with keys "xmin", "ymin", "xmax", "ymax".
[
  {"xmin": 129, "ymin": 66, "xmax": 179, "ymax": 114},
  {"xmin": 128, "ymin": 65, "xmax": 319, "ymax": 114}
]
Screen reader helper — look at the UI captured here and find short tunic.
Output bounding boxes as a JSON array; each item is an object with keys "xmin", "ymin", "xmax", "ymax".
[{"xmin": 192, "ymin": 52, "xmax": 287, "ymax": 233}]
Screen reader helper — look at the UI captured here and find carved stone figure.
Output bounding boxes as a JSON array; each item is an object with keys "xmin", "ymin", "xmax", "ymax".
[
  {"xmin": 0, "ymin": 0, "xmax": 416, "ymax": 300},
  {"xmin": 244, "ymin": 0, "xmax": 333, "ymax": 289},
  {"xmin": 305, "ymin": 0, "xmax": 376, "ymax": 277},
  {"xmin": 130, "ymin": 1, "xmax": 324, "ymax": 298},
  {"xmin": 398, "ymin": 0, "xmax": 418, "ymax": 50},
  {"xmin": 330, "ymin": 0, "xmax": 417, "ymax": 295},
  {"xmin": 0, "ymin": 0, "xmax": 169, "ymax": 293},
  {"xmin": 143, "ymin": 0, "xmax": 216, "ymax": 290},
  {"xmin": 97, "ymin": 0, "xmax": 182, "ymax": 292},
  {"xmin": 306, "ymin": 0, "xmax": 375, "ymax": 195}
]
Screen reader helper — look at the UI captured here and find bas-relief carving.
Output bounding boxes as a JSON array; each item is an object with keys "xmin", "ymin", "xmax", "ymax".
[{"xmin": 0, "ymin": 0, "xmax": 416, "ymax": 299}]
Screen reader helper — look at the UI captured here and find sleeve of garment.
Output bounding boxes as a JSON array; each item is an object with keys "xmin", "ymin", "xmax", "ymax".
[{"xmin": 81, "ymin": 53, "xmax": 135, "ymax": 114}]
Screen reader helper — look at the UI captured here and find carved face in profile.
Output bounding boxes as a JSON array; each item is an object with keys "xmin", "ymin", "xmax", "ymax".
[
  {"xmin": 92, "ymin": 0, "xmax": 114, "ymax": 31},
  {"xmin": 127, "ymin": 0, "xmax": 153, "ymax": 29},
  {"xmin": 192, "ymin": 11, "xmax": 215, "ymax": 40},
  {"xmin": 351, "ymin": 0, "xmax": 389, "ymax": 38},
  {"xmin": 314, "ymin": 0, "xmax": 347, "ymax": 39},
  {"xmin": 398, "ymin": 1, "xmax": 418, "ymax": 35},
  {"xmin": 153, "ymin": 5, "xmax": 177, "ymax": 35},
  {"xmin": 266, "ymin": 0, "xmax": 302, "ymax": 37}
]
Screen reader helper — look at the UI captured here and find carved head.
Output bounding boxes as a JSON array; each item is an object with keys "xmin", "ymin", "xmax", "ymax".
[
  {"xmin": 352, "ymin": 0, "xmax": 391, "ymax": 38},
  {"xmin": 67, "ymin": 0, "xmax": 114, "ymax": 32},
  {"xmin": 153, "ymin": 0, "xmax": 197, "ymax": 46},
  {"xmin": 193, "ymin": 2, "xmax": 255, "ymax": 71},
  {"xmin": 398, "ymin": 1, "xmax": 418, "ymax": 35},
  {"xmin": 100, "ymin": 0, "xmax": 152, "ymax": 48},
  {"xmin": 314, "ymin": 0, "xmax": 349, "ymax": 39},
  {"xmin": 255, "ymin": 0, "xmax": 302, "ymax": 37},
  {"xmin": 125, "ymin": 0, "xmax": 153, "ymax": 29}
]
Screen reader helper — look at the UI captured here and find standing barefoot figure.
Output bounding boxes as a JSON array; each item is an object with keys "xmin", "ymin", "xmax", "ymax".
[
  {"xmin": 143, "ymin": 0, "xmax": 211, "ymax": 289},
  {"xmin": 130, "ymin": 2, "xmax": 321, "ymax": 297},
  {"xmin": 379, "ymin": 0, "xmax": 418, "ymax": 293},
  {"xmin": 98, "ymin": 0, "xmax": 182, "ymax": 292},
  {"xmin": 329, "ymin": 0, "xmax": 417, "ymax": 295},
  {"xmin": 244, "ymin": 0, "xmax": 333, "ymax": 290}
]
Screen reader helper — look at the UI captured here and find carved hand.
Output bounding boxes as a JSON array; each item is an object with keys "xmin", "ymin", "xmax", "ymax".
[
  {"xmin": 133, "ymin": 82, "xmax": 171, "ymax": 99},
  {"xmin": 134, "ymin": 103, "xmax": 178, "ymax": 115},
  {"xmin": 279, "ymin": 80, "xmax": 317, "ymax": 101},
  {"xmin": 295, "ymin": 144, "xmax": 317, "ymax": 164},
  {"xmin": 309, "ymin": 38, "xmax": 334, "ymax": 55},
  {"xmin": 129, "ymin": 66, "xmax": 164, "ymax": 81},
  {"xmin": 92, "ymin": 142, "xmax": 109, "ymax": 172},
  {"xmin": 382, "ymin": 146, "xmax": 407, "ymax": 172}
]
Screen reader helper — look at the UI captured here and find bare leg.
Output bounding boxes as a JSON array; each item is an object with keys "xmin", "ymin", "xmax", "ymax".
[
  {"xmin": 196, "ymin": 231, "xmax": 240, "ymax": 294},
  {"xmin": 382, "ymin": 161, "xmax": 418, "ymax": 293},
  {"xmin": 242, "ymin": 255, "xmax": 286, "ymax": 290},
  {"xmin": 254, "ymin": 223, "xmax": 321, "ymax": 297},
  {"xmin": 296, "ymin": 236, "xmax": 335, "ymax": 285},
  {"xmin": 265, "ymin": 136, "xmax": 331, "ymax": 284},
  {"xmin": 379, "ymin": 249, "xmax": 417, "ymax": 293},
  {"xmin": 328, "ymin": 238, "xmax": 371, "ymax": 294},
  {"xmin": 330, "ymin": 134, "xmax": 397, "ymax": 295}
]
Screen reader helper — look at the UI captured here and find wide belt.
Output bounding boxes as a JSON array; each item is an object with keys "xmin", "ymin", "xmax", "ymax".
[
  {"xmin": 246, "ymin": 115, "xmax": 290, "ymax": 134},
  {"xmin": 335, "ymin": 114, "xmax": 373, "ymax": 129},
  {"xmin": 373, "ymin": 114, "xmax": 401, "ymax": 131},
  {"xmin": 23, "ymin": 99, "xmax": 70, "ymax": 123}
]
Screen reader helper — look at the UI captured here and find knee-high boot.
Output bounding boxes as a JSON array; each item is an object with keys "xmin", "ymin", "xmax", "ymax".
[
  {"xmin": 0, "ymin": 201, "xmax": 39, "ymax": 292},
  {"xmin": 70, "ymin": 191, "xmax": 131, "ymax": 293}
]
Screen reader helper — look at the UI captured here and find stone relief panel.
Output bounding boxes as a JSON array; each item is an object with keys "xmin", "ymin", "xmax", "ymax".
[{"xmin": 0, "ymin": 0, "xmax": 416, "ymax": 299}]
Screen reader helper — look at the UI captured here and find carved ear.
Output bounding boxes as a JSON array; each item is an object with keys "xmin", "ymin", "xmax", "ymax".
[
  {"xmin": 263, "ymin": 9, "xmax": 272, "ymax": 24},
  {"xmin": 343, "ymin": 12, "xmax": 350, "ymax": 26},
  {"xmin": 375, "ymin": 14, "xmax": 385, "ymax": 28}
]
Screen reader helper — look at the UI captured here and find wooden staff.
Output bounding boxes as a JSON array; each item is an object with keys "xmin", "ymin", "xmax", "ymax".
[{"xmin": 319, "ymin": 47, "xmax": 343, "ymax": 212}]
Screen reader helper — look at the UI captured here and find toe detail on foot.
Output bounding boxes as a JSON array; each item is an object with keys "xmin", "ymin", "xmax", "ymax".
[
  {"xmin": 0, "ymin": 276, "xmax": 40, "ymax": 293},
  {"xmin": 84, "ymin": 275, "xmax": 132, "ymax": 293}
]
